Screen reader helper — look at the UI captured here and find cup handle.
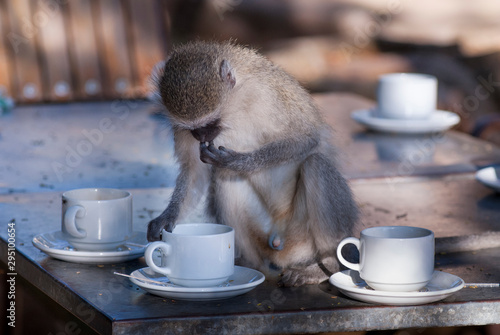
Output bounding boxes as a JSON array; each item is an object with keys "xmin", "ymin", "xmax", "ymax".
[
  {"xmin": 336, "ymin": 237, "xmax": 361, "ymax": 271},
  {"xmin": 64, "ymin": 205, "xmax": 87, "ymax": 238},
  {"xmin": 144, "ymin": 242, "xmax": 172, "ymax": 276}
]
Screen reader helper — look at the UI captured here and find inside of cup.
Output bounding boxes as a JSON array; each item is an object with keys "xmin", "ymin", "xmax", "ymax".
[
  {"xmin": 63, "ymin": 188, "xmax": 130, "ymax": 201},
  {"xmin": 363, "ymin": 226, "xmax": 432, "ymax": 239},
  {"xmin": 379, "ymin": 73, "xmax": 436, "ymax": 83},
  {"xmin": 169, "ymin": 223, "xmax": 232, "ymax": 236}
]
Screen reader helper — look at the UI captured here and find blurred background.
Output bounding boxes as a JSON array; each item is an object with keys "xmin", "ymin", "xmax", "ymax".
[
  {"xmin": 2, "ymin": 0, "xmax": 500, "ymax": 145},
  {"xmin": 1, "ymin": 2, "xmax": 500, "ymax": 335}
]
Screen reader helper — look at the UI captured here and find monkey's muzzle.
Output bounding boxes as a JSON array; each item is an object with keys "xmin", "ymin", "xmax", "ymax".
[{"xmin": 190, "ymin": 119, "xmax": 221, "ymax": 143}]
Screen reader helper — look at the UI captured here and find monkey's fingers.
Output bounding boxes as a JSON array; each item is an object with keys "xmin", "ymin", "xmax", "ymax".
[
  {"xmin": 147, "ymin": 219, "xmax": 163, "ymax": 241},
  {"xmin": 147, "ymin": 216, "xmax": 175, "ymax": 241},
  {"xmin": 207, "ymin": 142, "xmax": 219, "ymax": 153},
  {"xmin": 200, "ymin": 142, "xmax": 243, "ymax": 168},
  {"xmin": 200, "ymin": 142, "xmax": 221, "ymax": 165},
  {"xmin": 217, "ymin": 146, "xmax": 232, "ymax": 155},
  {"xmin": 215, "ymin": 146, "xmax": 240, "ymax": 160}
]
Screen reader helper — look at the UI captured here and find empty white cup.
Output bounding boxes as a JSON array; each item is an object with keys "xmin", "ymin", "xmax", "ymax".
[
  {"xmin": 144, "ymin": 223, "xmax": 235, "ymax": 287},
  {"xmin": 61, "ymin": 188, "xmax": 133, "ymax": 251},
  {"xmin": 376, "ymin": 73, "xmax": 437, "ymax": 120},
  {"xmin": 337, "ymin": 226, "xmax": 435, "ymax": 292}
]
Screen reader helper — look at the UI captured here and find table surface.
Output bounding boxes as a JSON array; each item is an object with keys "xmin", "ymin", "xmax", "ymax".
[{"xmin": 1, "ymin": 93, "xmax": 500, "ymax": 334}]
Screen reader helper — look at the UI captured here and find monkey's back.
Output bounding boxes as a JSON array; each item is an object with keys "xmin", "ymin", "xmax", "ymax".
[{"xmin": 201, "ymin": 42, "xmax": 329, "ymax": 151}]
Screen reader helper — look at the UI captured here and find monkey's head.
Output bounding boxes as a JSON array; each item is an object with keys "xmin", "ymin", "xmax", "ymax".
[{"xmin": 158, "ymin": 42, "xmax": 236, "ymax": 143}]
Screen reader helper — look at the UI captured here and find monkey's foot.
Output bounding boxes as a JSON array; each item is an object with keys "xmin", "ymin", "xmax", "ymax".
[
  {"xmin": 279, "ymin": 260, "xmax": 338, "ymax": 287},
  {"xmin": 268, "ymin": 232, "xmax": 284, "ymax": 250}
]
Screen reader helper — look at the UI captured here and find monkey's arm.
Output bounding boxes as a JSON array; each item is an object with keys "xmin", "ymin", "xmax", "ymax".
[
  {"xmin": 200, "ymin": 134, "xmax": 319, "ymax": 172},
  {"xmin": 148, "ymin": 129, "xmax": 212, "ymax": 241},
  {"xmin": 147, "ymin": 169, "xmax": 189, "ymax": 241}
]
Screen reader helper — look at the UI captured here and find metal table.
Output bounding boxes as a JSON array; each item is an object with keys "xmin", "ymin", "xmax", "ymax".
[
  {"xmin": 1, "ymin": 94, "xmax": 499, "ymax": 334},
  {"xmin": 2, "ymin": 94, "xmax": 500, "ymax": 195}
]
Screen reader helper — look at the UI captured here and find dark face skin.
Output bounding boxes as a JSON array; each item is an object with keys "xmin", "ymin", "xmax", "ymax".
[{"xmin": 190, "ymin": 119, "xmax": 221, "ymax": 143}]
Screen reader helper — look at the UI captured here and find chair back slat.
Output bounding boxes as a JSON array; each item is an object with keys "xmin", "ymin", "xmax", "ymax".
[{"xmin": 0, "ymin": 0, "xmax": 169, "ymax": 103}]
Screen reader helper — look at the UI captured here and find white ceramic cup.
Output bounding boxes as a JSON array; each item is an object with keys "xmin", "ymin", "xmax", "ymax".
[
  {"xmin": 376, "ymin": 73, "xmax": 438, "ymax": 119},
  {"xmin": 61, "ymin": 188, "xmax": 133, "ymax": 251},
  {"xmin": 144, "ymin": 223, "xmax": 235, "ymax": 287},
  {"xmin": 337, "ymin": 226, "xmax": 434, "ymax": 292}
]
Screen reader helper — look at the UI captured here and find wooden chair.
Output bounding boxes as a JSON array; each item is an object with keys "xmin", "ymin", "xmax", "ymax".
[{"xmin": 0, "ymin": 0, "xmax": 169, "ymax": 103}]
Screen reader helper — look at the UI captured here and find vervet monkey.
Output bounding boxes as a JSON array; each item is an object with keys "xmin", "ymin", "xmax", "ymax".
[{"xmin": 147, "ymin": 41, "xmax": 358, "ymax": 286}]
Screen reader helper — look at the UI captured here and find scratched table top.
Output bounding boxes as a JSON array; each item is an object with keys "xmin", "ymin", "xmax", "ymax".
[
  {"xmin": 2, "ymin": 93, "xmax": 500, "ymax": 195},
  {"xmin": 1, "ymin": 94, "xmax": 499, "ymax": 334}
]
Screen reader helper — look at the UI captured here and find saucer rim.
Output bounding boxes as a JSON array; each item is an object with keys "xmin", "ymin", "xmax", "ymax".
[
  {"xmin": 130, "ymin": 265, "xmax": 265, "ymax": 293},
  {"xmin": 475, "ymin": 166, "xmax": 500, "ymax": 191},
  {"xmin": 32, "ymin": 230, "xmax": 147, "ymax": 256},
  {"xmin": 371, "ymin": 107, "xmax": 440, "ymax": 120},
  {"xmin": 329, "ymin": 270, "xmax": 464, "ymax": 299},
  {"xmin": 351, "ymin": 108, "xmax": 460, "ymax": 133}
]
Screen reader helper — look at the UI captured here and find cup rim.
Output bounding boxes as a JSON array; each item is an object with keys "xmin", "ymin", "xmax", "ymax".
[
  {"xmin": 161, "ymin": 223, "xmax": 233, "ymax": 238},
  {"xmin": 378, "ymin": 72, "xmax": 437, "ymax": 82},
  {"xmin": 62, "ymin": 188, "xmax": 131, "ymax": 202},
  {"xmin": 361, "ymin": 226, "xmax": 433, "ymax": 239}
]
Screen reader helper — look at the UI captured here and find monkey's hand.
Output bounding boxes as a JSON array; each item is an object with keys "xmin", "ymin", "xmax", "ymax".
[
  {"xmin": 147, "ymin": 215, "xmax": 176, "ymax": 241},
  {"xmin": 200, "ymin": 134, "xmax": 319, "ymax": 172},
  {"xmin": 200, "ymin": 142, "xmax": 249, "ymax": 171}
]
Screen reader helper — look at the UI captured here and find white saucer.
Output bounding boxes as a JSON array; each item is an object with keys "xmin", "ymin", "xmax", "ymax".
[
  {"xmin": 329, "ymin": 270, "xmax": 464, "ymax": 305},
  {"xmin": 351, "ymin": 109, "xmax": 460, "ymax": 134},
  {"xmin": 32, "ymin": 231, "xmax": 147, "ymax": 264},
  {"xmin": 129, "ymin": 266, "xmax": 265, "ymax": 301},
  {"xmin": 475, "ymin": 166, "xmax": 500, "ymax": 192}
]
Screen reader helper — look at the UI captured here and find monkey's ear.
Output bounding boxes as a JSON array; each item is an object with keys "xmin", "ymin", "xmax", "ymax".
[
  {"xmin": 220, "ymin": 60, "xmax": 236, "ymax": 88},
  {"xmin": 147, "ymin": 60, "xmax": 166, "ymax": 103}
]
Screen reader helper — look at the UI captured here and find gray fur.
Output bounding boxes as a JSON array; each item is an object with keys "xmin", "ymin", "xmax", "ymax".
[{"xmin": 148, "ymin": 41, "xmax": 358, "ymax": 286}]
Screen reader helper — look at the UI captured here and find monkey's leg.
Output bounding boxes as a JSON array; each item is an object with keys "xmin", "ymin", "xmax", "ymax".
[
  {"xmin": 280, "ymin": 256, "xmax": 338, "ymax": 286},
  {"xmin": 211, "ymin": 174, "xmax": 271, "ymax": 269},
  {"xmin": 279, "ymin": 153, "xmax": 357, "ymax": 286}
]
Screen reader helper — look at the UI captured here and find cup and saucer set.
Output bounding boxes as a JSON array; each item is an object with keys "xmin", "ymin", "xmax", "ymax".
[
  {"xmin": 32, "ymin": 189, "xmax": 465, "ymax": 304},
  {"xmin": 32, "ymin": 188, "xmax": 147, "ymax": 264},
  {"xmin": 475, "ymin": 166, "xmax": 500, "ymax": 193},
  {"xmin": 329, "ymin": 226, "xmax": 465, "ymax": 306},
  {"xmin": 32, "ymin": 190, "xmax": 265, "ymax": 301},
  {"xmin": 125, "ymin": 223, "xmax": 265, "ymax": 301},
  {"xmin": 351, "ymin": 73, "xmax": 460, "ymax": 134}
]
